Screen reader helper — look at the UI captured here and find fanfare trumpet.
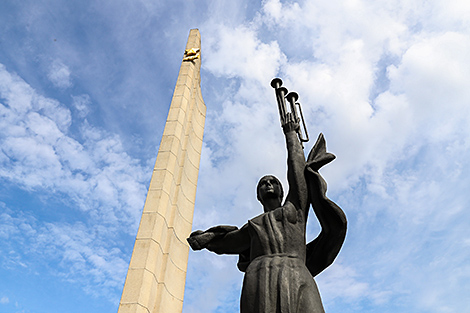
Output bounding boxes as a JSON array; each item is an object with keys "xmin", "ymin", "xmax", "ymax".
[{"xmin": 271, "ymin": 78, "xmax": 309, "ymax": 145}]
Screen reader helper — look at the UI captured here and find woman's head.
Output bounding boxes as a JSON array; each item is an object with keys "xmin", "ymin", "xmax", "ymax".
[{"xmin": 256, "ymin": 175, "xmax": 284, "ymax": 205}]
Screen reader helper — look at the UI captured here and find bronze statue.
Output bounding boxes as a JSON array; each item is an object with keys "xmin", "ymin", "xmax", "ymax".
[{"xmin": 188, "ymin": 78, "xmax": 347, "ymax": 313}]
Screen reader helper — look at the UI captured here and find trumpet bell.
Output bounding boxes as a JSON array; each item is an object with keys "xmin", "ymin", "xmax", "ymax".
[
  {"xmin": 271, "ymin": 78, "xmax": 283, "ymax": 88},
  {"xmin": 286, "ymin": 92, "xmax": 298, "ymax": 103},
  {"xmin": 278, "ymin": 86, "xmax": 288, "ymax": 96}
]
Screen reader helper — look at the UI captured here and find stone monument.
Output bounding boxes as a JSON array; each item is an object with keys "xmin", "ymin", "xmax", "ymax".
[
  {"xmin": 188, "ymin": 79, "xmax": 347, "ymax": 312},
  {"xmin": 118, "ymin": 29, "xmax": 205, "ymax": 313}
]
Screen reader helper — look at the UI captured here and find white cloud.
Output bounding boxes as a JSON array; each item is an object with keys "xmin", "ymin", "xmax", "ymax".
[
  {"xmin": 0, "ymin": 208, "xmax": 129, "ymax": 302},
  {"xmin": 72, "ymin": 94, "xmax": 91, "ymax": 118},
  {"xmin": 0, "ymin": 63, "xmax": 150, "ymax": 302},
  {"xmin": 0, "ymin": 296, "xmax": 8, "ymax": 304},
  {"xmin": 0, "ymin": 64, "xmax": 147, "ymax": 230},
  {"xmin": 204, "ymin": 25, "xmax": 284, "ymax": 84},
  {"xmin": 387, "ymin": 31, "xmax": 470, "ymax": 141},
  {"xmin": 47, "ymin": 59, "xmax": 72, "ymax": 89},
  {"xmin": 317, "ymin": 262, "xmax": 370, "ymax": 302}
]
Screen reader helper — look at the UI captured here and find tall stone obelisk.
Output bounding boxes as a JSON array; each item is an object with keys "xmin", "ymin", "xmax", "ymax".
[{"xmin": 118, "ymin": 29, "xmax": 205, "ymax": 313}]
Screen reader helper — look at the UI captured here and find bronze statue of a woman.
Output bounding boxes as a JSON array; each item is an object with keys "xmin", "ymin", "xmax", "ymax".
[{"xmin": 188, "ymin": 80, "xmax": 347, "ymax": 313}]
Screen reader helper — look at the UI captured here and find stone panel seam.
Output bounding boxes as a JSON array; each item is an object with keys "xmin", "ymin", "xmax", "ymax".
[
  {"xmin": 176, "ymin": 178, "xmax": 197, "ymax": 203},
  {"xmin": 119, "ymin": 302, "xmax": 151, "ymax": 313},
  {"xmin": 138, "ymin": 211, "xmax": 189, "ymax": 248},
  {"xmin": 168, "ymin": 209, "xmax": 192, "ymax": 241},
  {"xmin": 184, "ymin": 119, "xmax": 203, "ymax": 150},
  {"xmin": 183, "ymin": 135, "xmax": 202, "ymax": 164},
  {"xmin": 130, "ymin": 237, "xmax": 187, "ymax": 274},
  {"xmin": 139, "ymin": 266, "xmax": 185, "ymax": 302}
]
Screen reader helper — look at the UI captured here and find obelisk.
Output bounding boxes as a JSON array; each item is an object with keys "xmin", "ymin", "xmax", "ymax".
[{"xmin": 118, "ymin": 29, "xmax": 205, "ymax": 313}]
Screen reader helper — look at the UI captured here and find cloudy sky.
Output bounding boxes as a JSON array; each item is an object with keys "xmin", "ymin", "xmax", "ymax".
[{"xmin": 1, "ymin": 0, "xmax": 470, "ymax": 312}]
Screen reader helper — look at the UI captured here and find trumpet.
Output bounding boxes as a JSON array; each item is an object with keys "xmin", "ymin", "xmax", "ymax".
[{"xmin": 271, "ymin": 78, "xmax": 309, "ymax": 144}]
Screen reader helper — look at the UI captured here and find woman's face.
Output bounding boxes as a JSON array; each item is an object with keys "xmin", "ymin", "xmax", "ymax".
[{"xmin": 257, "ymin": 175, "xmax": 282, "ymax": 202}]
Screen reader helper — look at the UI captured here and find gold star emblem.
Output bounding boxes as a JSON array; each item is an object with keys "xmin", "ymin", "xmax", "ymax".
[{"xmin": 183, "ymin": 48, "xmax": 200, "ymax": 61}]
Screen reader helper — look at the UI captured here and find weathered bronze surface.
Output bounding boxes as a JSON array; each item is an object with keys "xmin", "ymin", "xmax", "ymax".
[{"xmin": 188, "ymin": 79, "xmax": 347, "ymax": 313}]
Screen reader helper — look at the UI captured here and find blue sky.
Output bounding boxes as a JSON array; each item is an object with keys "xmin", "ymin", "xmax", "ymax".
[{"xmin": 1, "ymin": 0, "xmax": 470, "ymax": 312}]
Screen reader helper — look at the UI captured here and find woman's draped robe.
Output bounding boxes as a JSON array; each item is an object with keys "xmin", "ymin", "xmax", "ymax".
[{"xmin": 239, "ymin": 203, "xmax": 324, "ymax": 313}]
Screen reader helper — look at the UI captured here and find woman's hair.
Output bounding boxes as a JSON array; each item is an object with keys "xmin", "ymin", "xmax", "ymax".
[{"xmin": 256, "ymin": 175, "xmax": 284, "ymax": 203}]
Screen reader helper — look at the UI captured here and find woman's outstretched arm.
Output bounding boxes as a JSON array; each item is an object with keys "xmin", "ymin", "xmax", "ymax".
[{"xmin": 188, "ymin": 224, "xmax": 250, "ymax": 255}]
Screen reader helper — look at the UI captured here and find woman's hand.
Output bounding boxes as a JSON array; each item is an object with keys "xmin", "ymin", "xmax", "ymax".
[{"xmin": 282, "ymin": 112, "xmax": 300, "ymax": 134}]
